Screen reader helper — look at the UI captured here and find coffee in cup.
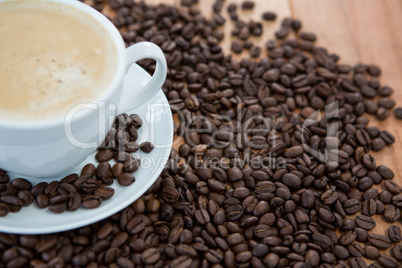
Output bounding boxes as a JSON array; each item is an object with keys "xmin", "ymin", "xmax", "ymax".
[{"xmin": 0, "ymin": 1, "xmax": 118, "ymax": 120}]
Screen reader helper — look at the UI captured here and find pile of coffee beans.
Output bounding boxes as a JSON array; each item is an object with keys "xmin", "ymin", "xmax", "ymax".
[
  {"xmin": 0, "ymin": 0, "xmax": 401, "ymax": 267},
  {"xmin": 0, "ymin": 113, "xmax": 154, "ymax": 216}
]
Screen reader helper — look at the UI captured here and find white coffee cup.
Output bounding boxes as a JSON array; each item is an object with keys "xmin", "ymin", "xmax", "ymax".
[{"xmin": 0, "ymin": 0, "xmax": 167, "ymax": 177}]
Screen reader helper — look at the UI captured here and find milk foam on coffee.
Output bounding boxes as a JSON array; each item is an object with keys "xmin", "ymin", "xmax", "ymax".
[{"xmin": 0, "ymin": 1, "xmax": 118, "ymax": 121}]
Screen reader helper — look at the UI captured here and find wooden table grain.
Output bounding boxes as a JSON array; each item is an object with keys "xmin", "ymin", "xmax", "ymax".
[{"xmin": 103, "ymin": 0, "xmax": 402, "ymax": 261}]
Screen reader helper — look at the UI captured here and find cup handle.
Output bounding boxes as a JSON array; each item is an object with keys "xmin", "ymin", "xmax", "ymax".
[{"xmin": 117, "ymin": 42, "xmax": 167, "ymax": 113}]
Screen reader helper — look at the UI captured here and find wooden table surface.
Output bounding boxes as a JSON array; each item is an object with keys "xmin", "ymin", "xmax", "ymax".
[{"xmin": 103, "ymin": 0, "xmax": 402, "ymax": 260}]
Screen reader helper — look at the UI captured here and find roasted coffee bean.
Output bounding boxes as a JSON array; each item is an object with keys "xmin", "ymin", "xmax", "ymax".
[
  {"xmin": 205, "ymin": 248, "xmax": 224, "ymax": 263},
  {"xmin": 142, "ymin": 248, "xmax": 160, "ymax": 264},
  {"xmin": 18, "ymin": 190, "xmax": 34, "ymax": 206},
  {"xmin": 379, "ymin": 190, "xmax": 393, "ymax": 204},
  {"xmin": 130, "ymin": 114, "xmax": 142, "ymax": 128},
  {"xmin": 332, "ymin": 245, "xmax": 349, "ymax": 260},
  {"xmin": 241, "ymin": 1, "xmax": 254, "ymax": 9},
  {"xmin": 172, "ymin": 255, "xmax": 192, "ymax": 268},
  {"xmin": 384, "ymin": 205, "xmax": 400, "ymax": 222},
  {"xmin": 31, "ymin": 182, "xmax": 47, "ymax": 196},
  {"xmin": 161, "ymin": 187, "xmax": 179, "ymax": 203},
  {"xmin": 236, "ymin": 251, "xmax": 252, "ymax": 263},
  {"xmin": 283, "ymin": 146, "xmax": 303, "ymax": 158},
  {"xmin": 94, "ymin": 187, "xmax": 115, "ymax": 200},
  {"xmin": 114, "ymin": 151, "xmax": 132, "ymax": 163},
  {"xmin": 0, "ymin": 173, "xmax": 9, "ymax": 184},
  {"xmin": 128, "ymin": 125, "xmax": 138, "ymax": 140},
  {"xmin": 312, "ymin": 233, "xmax": 333, "ymax": 251},
  {"xmin": 226, "ymin": 204, "xmax": 244, "ymax": 221},
  {"xmin": 393, "ymin": 107, "xmax": 402, "ymax": 119},
  {"xmin": 367, "ymin": 64, "xmax": 381, "ymax": 76},
  {"xmin": 355, "ymin": 215, "xmax": 376, "ymax": 230},
  {"xmin": 140, "ymin": 142, "xmax": 154, "ymax": 153},
  {"xmin": 367, "ymin": 126, "xmax": 381, "ymax": 138},
  {"xmin": 281, "ymin": 173, "xmax": 301, "ymax": 189},
  {"xmin": 362, "ymin": 199, "xmax": 376, "ymax": 216},
  {"xmin": 117, "ymin": 173, "xmax": 135, "ymax": 186},
  {"xmin": 263, "ymin": 253, "xmax": 279, "ymax": 268},
  {"xmin": 59, "ymin": 182, "xmax": 76, "ymax": 194},
  {"xmin": 35, "ymin": 236, "xmax": 57, "ymax": 253},
  {"xmin": 11, "ymin": 178, "xmax": 32, "ymax": 191},
  {"xmin": 194, "ymin": 209, "xmax": 210, "ymax": 225},
  {"xmin": 365, "ymin": 100, "xmax": 378, "ymax": 115},
  {"xmin": 339, "ymin": 231, "xmax": 357, "ymax": 246},
  {"xmin": 95, "ymin": 149, "xmax": 115, "ymax": 162},
  {"xmin": 123, "ymin": 158, "xmax": 141, "ymax": 173},
  {"xmin": 262, "ymin": 11, "xmax": 276, "ymax": 21},
  {"xmin": 368, "ymin": 234, "xmax": 392, "ymax": 249},
  {"xmin": 380, "ymin": 131, "xmax": 395, "ymax": 146},
  {"xmin": 50, "ymin": 194, "xmax": 68, "ymax": 204},
  {"xmin": 48, "ymin": 202, "xmax": 67, "ymax": 214},
  {"xmin": 379, "ymin": 254, "xmax": 398, "ymax": 268},
  {"xmin": 36, "ymin": 194, "xmax": 50, "ymax": 208},
  {"xmin": 179, "ymin": 144, "xmax": 191, "ymax": 158},
  {"xmin": 228, "ymin": 167, "xmax": 243, "ymax": 182},
  {"xmin": 231, "ymin": 40, "xmax": 243, "ymax": 54},
  {"xmin": 361, "ymin": 85, "xmax": 377, "ymax": 98},
  {"xmin": 376, "ymin": 200, "xmax": 385, "ymax": 214},
  {"xmin": 364, "ymin": 245, "xmax": 380, "ymax": 260},
  {"xmin": 378, "ymin": 165, "xmax": 395, "ymax": 179},
  {"xmin": 388, "ymin": 225, "xmax": 402, "ymax": 243},
  {"xmin": 392, "ymin": 193, "xmax": 402, "ymax": 207},
  {"xmin": 111, "ymin": 163, "xmax": 124, "ymax": 178},
  {"xmin": 350, "ymin": 257, "xmax": 367, "ymax": 268},
  {"xmin": 376, "ymin": 106, "xmax": 390, "ymax": 120},
  {"xmin": 67, "ymin": 193, "xmax": 82, "ymax": 211},
  {"xmin": 82, "ymin": 195, "xmax": 102, "ymax": 209},
  {"xmin": 250, "ymin": 46, "xmax": 261, "ymax": 58},
  {"xmin": 275, "ymin": 27, "xmax": 290, "ymax": 39},
  {"xmin": 318, "ymin": 208, "xmax": 335, "ymax": 223},
  {"xmin": 363, "ymin": 188, "xmax": 378, "ymax": 200},
  {"xmin": 0, "ymin": 196, "xmax": 23, "ymax": 207},
  {"xmin": 116, "ymin": 257, "xmax": 134, "ymax": 268},
  {"xmin": 291, "ymin": 19, "xmax": 302, "ymax": 31},
  {"xmin": 305, "ymin": 249, "xmax": 319, "ymax": 266},
  {"xmin": 391, "ymin": 245, "xmax": 402, "ymax": 261},
  {"xmin": 348, "ymin": 243, "xmax": 365, "ymax": 258},
  {"xmin": 254, "ymin": 224, "xmax": 272, "ymax": 238},
  {"xmin": 343, "ymin": 199, "xmax": 361, "ymax": 214},
  {"xmin": 252, "ymin": 244, "xmax": 269, "ymax": 258},
  {"xmin": 342, "ymin": 218, "xmax": 356, "ymax": 230},
  {"xmin": 321, "ymin": 188, "xmax": 339, "ymax": 205},
  {"xmin": 385, "ymin": 180, "xmax": 401, "ymax": 194},
  {"xmin": 301, "ymin": 190, "xmax": 314, "ymax": 208},
  {"xmin": 300, "ymin": 32, "xmax": 316, "ymax": 41},
  {"xmin": 354, "ymin": 227, "xmax": 369, "ymax": 242},
  {"xmin": 377, "ymin": 85, "xmax": 394, "ymax": 96},
  {"xmin": 378, "ymin": 97, "xmax": 395, "ymax": 109},
  {"xmin": 0, "ymin": 203, "xmax": 9, "ymax": 216},
  {"xmin": 7, "ymin": 256, "xmax": 29, "ymax": 267},
  {"xmin": 125, "ymin": 141, "xmax": 139, "ymax": 152}
]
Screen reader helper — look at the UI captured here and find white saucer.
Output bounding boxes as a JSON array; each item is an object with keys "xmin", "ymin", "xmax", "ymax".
[{"xmin": 0, "ymin": 64, "xmax": 173, "ymax": 234}]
